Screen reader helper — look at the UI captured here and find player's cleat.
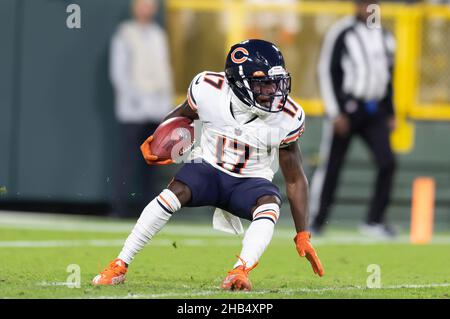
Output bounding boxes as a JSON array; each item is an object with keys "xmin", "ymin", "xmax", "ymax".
[
  {"xmin": 359, "ymin": 222, "xmax": 396, "ymax": 239},
  {"xmin": 221, "ymin": 257, "xmax": 258, "ymax": 291},
  {"xmin": 92, "ymin": 258, "xmax": 128, "ymax": 285}
]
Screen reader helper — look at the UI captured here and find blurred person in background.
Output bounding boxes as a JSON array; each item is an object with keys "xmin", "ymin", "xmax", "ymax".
[
  {"xmin": 110, "ymin": 0, "xmax": 173, "ymax": 218},
  {"xmin": 310, "ymin": 0, "xmax": 397, "ymax": 238}
]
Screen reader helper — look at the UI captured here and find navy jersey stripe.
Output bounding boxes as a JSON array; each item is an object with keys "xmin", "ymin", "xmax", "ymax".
[
  {"xmin": 189, "ymin": 83, "xmax": 197, "ymax": 106},
  {"xmin": 205, "ymin": 72, "xmax": 225, "ymax": 78},
  {"xmin": 288, "ymin": 125, "xmax": 302, "ymax": 136}
]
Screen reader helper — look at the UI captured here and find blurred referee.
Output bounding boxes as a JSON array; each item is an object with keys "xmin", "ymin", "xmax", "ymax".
[{"xmin": 310, "ymin": 0, "xmax": 397, "ymax": 238}]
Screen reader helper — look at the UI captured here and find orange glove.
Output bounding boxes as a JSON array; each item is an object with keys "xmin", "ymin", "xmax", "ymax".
[
  {"xmin": 294, "ymin": 231, "xmax": 324, "ymax": 277},
  {"xmin": 140, "ymin": 135, "xmax": 174, "ymax": 166}
]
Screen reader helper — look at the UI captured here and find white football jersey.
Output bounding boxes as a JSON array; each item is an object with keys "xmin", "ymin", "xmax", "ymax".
[{"xmin": 187, "ymin": 71, "xmax": 305, "ymax": 181}]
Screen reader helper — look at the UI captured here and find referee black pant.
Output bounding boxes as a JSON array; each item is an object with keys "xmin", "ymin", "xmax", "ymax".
[
  {"xmin": 110, "ymin": 122, "xmax": 159, "ymax": 218},
  {"xmin": 310, "ymin": 109, "xmax": 396, "ymax": 230}
]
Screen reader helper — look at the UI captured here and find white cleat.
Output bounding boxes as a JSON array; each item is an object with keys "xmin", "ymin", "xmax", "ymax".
[{"xmin": 359, "ymin": 223, "xmax": 397, "ymax": 240}]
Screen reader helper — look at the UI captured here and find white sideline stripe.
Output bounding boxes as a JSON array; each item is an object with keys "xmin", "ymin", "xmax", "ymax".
[
  {"xmin": 1, "ymin": 211, "xmax": 450, "ymax": 245},
  {"xmin": 0, "ymin": 238, "xmax": 243, "ymax": 248},
  {"xmin": 0, "ymin": 211, "xmax": 229, "ymax": 236},
  {"xmin": 0, "ymin": 239, "xmax": 127, "ymax": 248},
  {"xmin": 81, "ymin": 283, "xmax": 450, "ymax": 299},
  {"xmin": 0, "ymin": 212, "xmax": 135, "ymax": 233},
  {"xmin": 2, "ymin": 236, "xmax": 450, "ymax": 248}
]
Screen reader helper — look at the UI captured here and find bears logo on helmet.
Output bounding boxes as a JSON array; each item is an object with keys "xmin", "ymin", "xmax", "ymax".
[{"xmin": 231, "ymin": 47, "xmax": 249, "ymax": 64}]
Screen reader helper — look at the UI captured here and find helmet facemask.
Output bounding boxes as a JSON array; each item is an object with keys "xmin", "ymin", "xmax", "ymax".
[
  {"xmin": 232, "ymin": 69, "xmax": 291, "ymax": 116},
  {"xmin": 245, "ymin": 73, "xmax": 291, "ymax": 113}
]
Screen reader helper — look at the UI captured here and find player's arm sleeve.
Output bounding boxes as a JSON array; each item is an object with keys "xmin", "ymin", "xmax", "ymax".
[
  {"xmin": 280, "ymin": 108, "xmax": 305, "ymax": 149},
  {"xmin": 186, "ymin": 72, "xmax": 205, "ymax": 112},
  {"xmin": 380, "ymin": 30, "xmax": 396, "ymax": 117}
]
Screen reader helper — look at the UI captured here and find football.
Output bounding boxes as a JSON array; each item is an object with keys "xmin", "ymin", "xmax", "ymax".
[{"xmin": 151, "ymin": 117, "xmax": 195, "ymax": 161}]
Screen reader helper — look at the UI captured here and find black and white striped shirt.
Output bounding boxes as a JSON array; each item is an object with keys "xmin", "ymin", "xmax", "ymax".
[{"xmin": 318, "ymin": 16, "xmax": 396, "ymax": 118}]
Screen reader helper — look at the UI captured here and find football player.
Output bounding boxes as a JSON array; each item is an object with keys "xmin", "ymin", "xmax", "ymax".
[{"xmin": 93, "ymin": 39, "xmax": 324, "ymax": 290}]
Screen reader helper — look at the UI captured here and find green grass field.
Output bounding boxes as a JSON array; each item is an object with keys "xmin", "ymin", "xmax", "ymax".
[{"xmin": 0, "ymin": 211, "xmax": 449, "ymax": 299}]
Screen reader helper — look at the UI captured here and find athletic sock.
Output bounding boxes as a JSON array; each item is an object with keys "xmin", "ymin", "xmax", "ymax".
[
  {"xmin": 233, "ymin": 203, "xmax": 280, "ymax": 269},
  {"xmin": 118, "ymin": 189, "xmax": 181, "ymax": 265}
]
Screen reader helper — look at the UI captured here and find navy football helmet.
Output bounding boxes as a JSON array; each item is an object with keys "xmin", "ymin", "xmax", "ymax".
[{"xmin": 225, "ymin": 39, "xmax": 291, "ymax": 114}]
